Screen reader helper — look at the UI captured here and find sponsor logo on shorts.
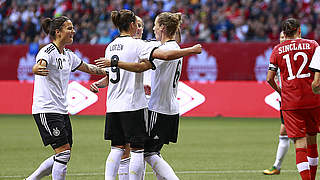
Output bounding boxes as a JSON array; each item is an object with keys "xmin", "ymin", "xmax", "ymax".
[
  {"xmin": 153, "ymin": 135, "xmax": 159, "ymax": 139},
  {"xmin": 53, "ymin": 127, "xmax": 60, "ymax": 136}
]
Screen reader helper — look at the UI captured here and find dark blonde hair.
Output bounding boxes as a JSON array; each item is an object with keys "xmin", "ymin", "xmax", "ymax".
[
  {"xmin": 156, "ymin": 12, "xmax": 182, "ymax": 38},
  {"xmin": 111, "ymin": 9, "xmax": 136, "ymax": 32},
  {"xmin": 41, "ymin": 16, "xmax": 70, "ymax": 39},
  {"xmin": 282, "ymin": 18, "xmax": 300, "ymax": 38}
]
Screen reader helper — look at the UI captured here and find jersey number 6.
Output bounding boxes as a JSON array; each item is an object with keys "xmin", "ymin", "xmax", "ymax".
[{"xmin": 110, "ymin": 55, "xmax": 120, "ymax": 84}]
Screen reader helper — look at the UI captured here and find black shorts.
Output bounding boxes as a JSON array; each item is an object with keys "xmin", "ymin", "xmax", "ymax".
[
  {"xmin": 279, "ymin": 101, "xmax": 284, "ymax": 124},
  {"xmin": 144, "ymin": 110, "xmax": 179, "ymax": 152},
  {"xmin": 33, "ymin": 113, "xmax": 73, "ymax": 149},
  {"xmin": 104, "ymin": 108, "xmax": 148, "ymax": 148}
]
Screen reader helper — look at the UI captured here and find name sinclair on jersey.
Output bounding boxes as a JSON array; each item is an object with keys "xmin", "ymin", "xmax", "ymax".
[{"xmin": 278, "ymin": 42, "xmax": 311, "ymax": 54}]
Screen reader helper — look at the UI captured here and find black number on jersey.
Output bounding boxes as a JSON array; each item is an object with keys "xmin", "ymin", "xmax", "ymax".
[
  {"xmin": 56, "ymin": 58, "xmax": 63, "ymax": 69},
  {"xmin": 110, "ymin": 55, "xmax": 120, "ymax": 84},
  {"xmin": 173, "ymin": 60, "xmax": 182, "ymax": 88}
]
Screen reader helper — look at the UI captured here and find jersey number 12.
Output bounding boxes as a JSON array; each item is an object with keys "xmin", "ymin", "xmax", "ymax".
[{"xmin": 283, "ymin": 52, "xmax": 310, "ymax": 80}]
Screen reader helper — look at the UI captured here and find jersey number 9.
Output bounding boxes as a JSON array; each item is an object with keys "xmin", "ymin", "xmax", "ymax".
[{"xmin": 110, "ymin": 55, "xmax": 120, "ymax": 84}]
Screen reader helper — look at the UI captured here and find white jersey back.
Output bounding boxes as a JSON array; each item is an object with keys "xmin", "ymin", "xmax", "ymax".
[
  {"xmin": 143, "ymin": 40, "xmax": 161, "ymax": 101},
  {"xmin": 32, "ymin": 43, "xmax": 82, "ymax": 114},
  {"xmin": 105, "ymin": 36, "xmax": 153, "ymax": 112},
  {"xmin": 148, "ymin": 40, "xmax": 182, "ymax": 115}
]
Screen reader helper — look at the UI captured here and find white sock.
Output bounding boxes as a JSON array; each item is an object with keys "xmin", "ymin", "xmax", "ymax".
[
  {"xmin": 141, "ymin": 160, "xmax": 146, "ymax": 180},
  {"xmin": 118, "ymin": 157, "xmax": 130, "ymax": 180},
  {"xmin": 52, "ymin": 150, "xmax": 71, "ymax": 180},
  {"xmin": 273, "ymin": 135, "xmax": 290, "ymax": 170},
  {"xmin": 129, "ymin": 150, "xmax": 145, "ymax": 180},
  {"xmin": 145, "ymin": 154, "xmax": 179, "ymax": 180},
  {"xmin": 52, "ymin": 162, "xmax": 67, "ymax": 180},
  {"xmin": 26, "ymin": 155, "xmax": 54, "ymax": 180},
  {"xmin": 105, "ymin": 147, "xmax": 124, "ymax": 180}
]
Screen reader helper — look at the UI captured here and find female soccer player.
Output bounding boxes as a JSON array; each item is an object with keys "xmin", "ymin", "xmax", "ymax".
[
  {"xmin": 267, "ymin": 18, "xmax": 320, "ymax": 180},
  {"xmin": 94, "ymin": 9, "xmax": 201, "ymax": 180},
  {"xmin": 25, "ymin": 16, "xmax": 107, "ymax": 180},
  {"xmin": 95, "ymin": 11, "xmax": 195, "ymax": 180}
]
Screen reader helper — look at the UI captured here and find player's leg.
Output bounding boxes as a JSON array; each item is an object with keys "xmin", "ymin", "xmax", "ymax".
[
  {"xmin": 145, "ymin": 152, "xmax": 179, "ymax": 180},
  {"xmin": 283, "ymin": 110, "xmax": 311, "ymax": 180},
  {"xmin": 306, "ymin": 135, "xmax": 318, "ymax": 180},
  {"xmin": 118, "ymin": 143, "xmax": 130, "ymax": 180},
  {"xmin": 26, "ymin": 113, "xmax": 72, "ymax": 180},
  {"xmin": 294, "ymin": 137, "xmax": 311, "ymax": 180},
  {"xmin": 305, "ymin": 107, "xmax": 320, "ymax": 180},
  {"xmin": 144, "ymin": 111, "xmax": 179, "ymax": 180},
  {"xmin": 121, "ymin": 109, "xmax": 148, "ymax": 180},
  {"xmin": 264, "ymin": 109, "xmax": 290, "ymax": 175},
  {"xmin": 104, "ymin": 113, "xmax": 125, "ymax": 180}
]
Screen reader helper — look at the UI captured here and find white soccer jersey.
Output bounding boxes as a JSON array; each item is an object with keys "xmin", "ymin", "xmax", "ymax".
[
  {"xmin": 144, "ymin": 40, "xmax": 161, "ymax": 101},
  {"xmin": 105, "ymin": 36, "xmax": 154, "ymax": 112},
  {"xmin": 310, "ymin": 46, "xmax": 320, "ymax": 71},
  {"xmin": 32, "ymin": 43, "xmax": 82, "ymax": 114},
  {"xmin": 148, "ymin": 40, "xmax": 182, "ymax": 115}
]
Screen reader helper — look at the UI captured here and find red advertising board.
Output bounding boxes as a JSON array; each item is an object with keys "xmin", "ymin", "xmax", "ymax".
[
  {"xmin": 0, "ymin": 81, "xmax": 279, "ymax": 118},
  {"xmin": 0, "ymin": 43, "xmax": 275, "ymax": 82}
]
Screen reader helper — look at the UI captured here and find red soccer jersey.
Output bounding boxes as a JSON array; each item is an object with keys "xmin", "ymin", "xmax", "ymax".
[{"xmin": 269, "ymin": 38, "xmax": 320, "ymax": 110}]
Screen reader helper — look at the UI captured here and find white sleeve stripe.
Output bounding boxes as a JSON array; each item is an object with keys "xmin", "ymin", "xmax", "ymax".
[
  {"xmin": 269, "ymin": 63, "xmax": 277, "ymax": 68},
  {"xmin": 307, "ymin": 157, "xmax": 319, "ymax": 166},
  {"xmin": 40, "ymin": 113, "xmax": 52, "ymax": 136},
  {"xmin": 297, "ymin": 162, "xmax": 310, "ymax": 172}
]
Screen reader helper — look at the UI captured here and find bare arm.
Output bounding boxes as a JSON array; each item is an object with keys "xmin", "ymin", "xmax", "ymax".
[
  {"xmin": 77, "ymin": 62, "xmax": 107, "ymax": 76},
  {"xmin": 32, "ymin": 59, "xmax": 49, "ymax": 76},
  {"xmin": 89, "ymin": 75, "xmax": 109, "ymax": 93},
  {"xmin": 266, "ymin": 70, "xmax": 281, "ymax": 94},
  {"xmin": 95, "ymin": 58, "xmax": 153, "ymax": 73},
  {"xmin": 152, "ymin": 44, "xmax": 202, "ymax": 61},
  {"xmin": 312, "ymin": 72, "xmax": 320, "ymax": 94}
]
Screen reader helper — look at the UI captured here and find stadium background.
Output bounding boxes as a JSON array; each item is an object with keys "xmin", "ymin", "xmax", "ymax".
[{"xmin": 0, "ymin": 0, "xmax": 318, "ymax": 179}]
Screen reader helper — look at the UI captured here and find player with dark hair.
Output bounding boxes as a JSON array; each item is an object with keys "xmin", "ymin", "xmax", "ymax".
[
  {"xmin": 267, "ymin": 18, "xmax": 320, "ymax": 180},
  {"xmin": 25, "ymin": 16, "xmax": 107, "ymax": 180},
  {"xmin": 94, "ymin": 9, "xmax": 201, "ymax": 180},
  {"xmin": 96, "ymin": 11, "xmax": 191, "ymax": 180}
]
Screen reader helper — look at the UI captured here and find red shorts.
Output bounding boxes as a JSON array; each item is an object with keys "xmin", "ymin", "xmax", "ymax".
[{"xmin": 282, "ymin": 107, "xmax": 320, "ymax": 138}]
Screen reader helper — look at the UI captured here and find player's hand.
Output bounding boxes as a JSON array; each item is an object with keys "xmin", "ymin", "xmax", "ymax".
[
  {"xmin": 89, "ymin": 82, "xmax": 100, "ymax": 93},
  {"xmin": 32, "ymin": 64, "xmax": 49, "ymax": 76},
  {"xmin": 192, "ymin": 44, "xmax": 202, "ymax": 54},
  {"xmin": 144, "ymin": 85, "xmax": 151, "ymax": 95},
  {"xmin": 94, "ymin": 58, "xmax": 111, "ymax": 68}
]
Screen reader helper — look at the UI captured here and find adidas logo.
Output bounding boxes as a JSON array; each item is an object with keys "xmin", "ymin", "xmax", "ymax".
[{"xmin": 153, "ymin": 135, "xmax": 159, "ymax": 139}]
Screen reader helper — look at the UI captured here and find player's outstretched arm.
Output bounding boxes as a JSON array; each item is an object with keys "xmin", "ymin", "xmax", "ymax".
[
  {"xmin": 32, "ymin": 59, "xmax": 49, "ymax": 76},
  {"xmin": 267, "ymin": 70, "xmax": 281, "ymax": 95},
  {"xmin": 95, "ymin": 58, "xmax": 153, "ymax": 73},
  {"xmin": 152, "ymin": 44, "xmax": 202, "ymax": 61},
  {"xmin": 90, "ymin": 75, "xmax": 109, "ymax": 93},
  {"xmin": 77, "ymin": 62, "xmax": 107, "ymax": 76},
  {"xmin": 312, "ymin": 72, "xmax": 320, "ymax": 94}
]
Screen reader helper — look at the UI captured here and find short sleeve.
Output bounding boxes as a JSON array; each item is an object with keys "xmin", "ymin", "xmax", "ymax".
[
  {"xmin": 137, "ymin": 40, "xmax": 160, "ymax": 70},
  {"xmin": 69, "ymin": 51, "xmax": 83, "ymax": 72},
  {"xmin": 36, "ymin": 48, "xmax": 50, "ymax": 65},
  {"xmin": 309, "ymin": 46, "xmax": 320, "ymax": 72}
]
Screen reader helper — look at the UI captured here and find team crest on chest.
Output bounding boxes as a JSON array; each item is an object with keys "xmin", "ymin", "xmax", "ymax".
[{"xmin": 53, "ymin": 127, "xmax": 60, "ymax": 136}]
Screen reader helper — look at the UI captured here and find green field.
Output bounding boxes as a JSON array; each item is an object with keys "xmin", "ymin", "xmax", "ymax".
[{"xmin": 0, "ymin": 115, "xmax": 309, "ymax": 179}]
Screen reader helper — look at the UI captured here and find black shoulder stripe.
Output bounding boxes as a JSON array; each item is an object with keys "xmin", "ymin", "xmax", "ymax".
[
  {"xmin": 309, "ymin": 67, "xmax": 320, "ymax": 72},
  {"xmin": 44, "ymin": 45, "xmax": 55, "ymax": 54}
]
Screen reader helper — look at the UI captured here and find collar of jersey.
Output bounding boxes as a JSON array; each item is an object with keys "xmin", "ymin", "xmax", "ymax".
[
  {"xmin": 118, "ymin": 35, "xmax": 131, "ymax": 38},
  {"xmin": 51, "ymin": 42, "xmax": 64, "ymax": 54}
]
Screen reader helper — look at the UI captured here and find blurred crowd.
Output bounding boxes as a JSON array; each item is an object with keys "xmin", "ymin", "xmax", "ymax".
[{"xmin": 1, "ymin": 0, "xmax": 320, "ymax": 45}]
